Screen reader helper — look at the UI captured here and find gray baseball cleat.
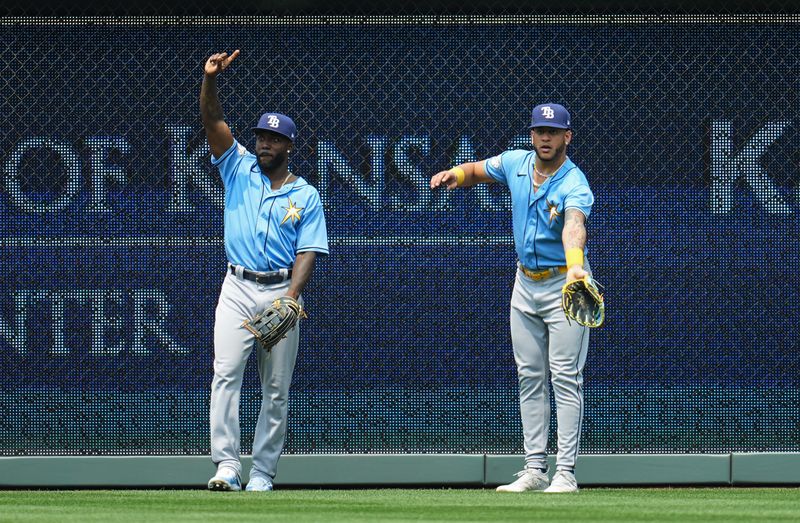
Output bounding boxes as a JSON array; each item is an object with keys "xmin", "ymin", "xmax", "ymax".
[
  {"xmin": 543, "ymin": 470, "xmax": 579, "ymax": 493},
  {"xmin": 496, "ymin": 468, "xmax": 549, "ymax": 492}
]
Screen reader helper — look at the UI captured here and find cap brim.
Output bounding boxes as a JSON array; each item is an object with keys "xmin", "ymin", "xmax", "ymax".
[
  {"xmin": 252, "ymin": 127, "xmax": 295, "ymax": 140},
  {"xmin": 529, "ymin": 123, "xmax": 570, "ymax": 129}
]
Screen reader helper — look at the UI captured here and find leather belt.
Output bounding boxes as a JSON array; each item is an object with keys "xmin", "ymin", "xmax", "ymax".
[
  {"xmin": 229, "ymin": 265, "xmax": 292, "ymax": 285},
  {"xmin": 520, "ymin": 265, "xmax": 568, "ymax": 281}
]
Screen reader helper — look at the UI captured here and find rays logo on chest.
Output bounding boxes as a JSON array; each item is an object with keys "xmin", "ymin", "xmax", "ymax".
[
  {"xmin": 546, "ymin": 199, "xmax": 561, "ymax": 225},
  {"xmin": 281, "ymin": 197, "xmax": 304, "ymax": 225}
]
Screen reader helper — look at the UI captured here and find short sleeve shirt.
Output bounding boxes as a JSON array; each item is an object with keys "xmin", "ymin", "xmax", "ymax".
[
  {"xmin": 212, "ymin": 140, "xmax": 329, "ymax": 271},
  {"xmin": 483, "ymin": 150, "xmax": 594, "ymax": 270}
]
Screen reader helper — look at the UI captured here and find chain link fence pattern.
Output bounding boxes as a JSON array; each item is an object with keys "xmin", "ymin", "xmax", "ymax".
[{"xmin": 0, "ymin": 16, "xmax": 798, "ymax": 456}]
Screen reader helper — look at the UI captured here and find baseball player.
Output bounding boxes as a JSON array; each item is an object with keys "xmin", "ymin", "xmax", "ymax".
[
  {"xmin": 430, "ymin": 103, "xmax": 594, "ymax": 493},
  {"xmin": 200, "ymin": 50, "xmax": 329, "ymax": 492}
]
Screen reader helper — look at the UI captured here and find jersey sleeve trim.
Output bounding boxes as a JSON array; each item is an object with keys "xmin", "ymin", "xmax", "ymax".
[
  {"xmin": 562, "ymin": 206, "xmax": 588, "ymax": 219},
  {"xmin": 296, "ymin": 246, "xmax": 330, "ymax": 255},
  {"xmin": 211, "ymin": 141, "xmax": 238, "ymax": 165}
]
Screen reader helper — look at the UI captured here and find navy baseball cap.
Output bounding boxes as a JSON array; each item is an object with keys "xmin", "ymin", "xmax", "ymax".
[
  {"xmin": 252, "ymin": 112, "xmax": 297, "ymax": 141},
  {"xmin": 529, "ymin": 103, "xmax": 571, "ymax": 129}
]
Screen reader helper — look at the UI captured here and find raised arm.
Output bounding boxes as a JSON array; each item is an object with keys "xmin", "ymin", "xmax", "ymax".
[
  {"xmin": 430, "ymin": 160, "xmax": 495, "ymax": 190},
  {"xmin": 562, "ymin": 208, "xmax": 589, "ymax": 283},
  {"xmin": 200, "ymin": 50, "xmax": 239, "ymax": 158}
]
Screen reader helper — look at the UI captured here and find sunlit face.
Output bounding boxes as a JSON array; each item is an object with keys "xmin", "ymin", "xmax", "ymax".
[
  {"xmin": 530, "ymin": 127, "xmax": 572, "ymax": 162},
  {"xmin": 255, "ymin": 131, "xmax": 293, "ymax": 171}
]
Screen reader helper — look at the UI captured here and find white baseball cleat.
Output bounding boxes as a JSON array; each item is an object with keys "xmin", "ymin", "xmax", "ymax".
[
  {"xmin": 207, "ymin": 467, "xmax": 241, "ymax": 492},
  {"xmin": 543, "ymin": 470, "xmax": 579, "ymax": 493},
  {"xmin": 245, "ymin": 475, "xmax": 274, "ymax": 492},
  {"xmin": 496, "ymin": 468, "xmax": 549, "ymax": 492}
]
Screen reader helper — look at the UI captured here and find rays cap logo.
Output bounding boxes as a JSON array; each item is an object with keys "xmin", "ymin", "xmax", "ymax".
[
  {"xmin": 252, "ymin": 112, "xmax": 298, "ymax": 141},
  {"xmin": 529, "ymin": 103, "xmax": 571, "ymax": 130}
]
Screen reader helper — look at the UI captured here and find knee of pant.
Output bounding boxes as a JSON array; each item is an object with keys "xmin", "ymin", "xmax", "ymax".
[
  {"xmin": 213, "ymin": 362, "xmax": 243, "ymax": 384},
  {"xmin": 212, "ymin": 375, "xmax": 238, "ymax": 392},
  {"xmin": 263, "ymin": 372, "xmax": 292, "ymax": 393},
  {"xmin": 550, "ymin": 369, "xmax": 581, "ymax": 389},
  {"xmin": 262, "ymin": 385, "xmax": 289, "ymax": 403},
  {"xmin": 516, "ymin": 365, "xmax": 547, "ymax": 382},
  {"xmin": 517, "ymin": 373, "xmax": 548, "ymax": 393}
]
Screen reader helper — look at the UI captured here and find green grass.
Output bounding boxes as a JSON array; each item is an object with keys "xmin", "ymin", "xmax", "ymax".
[{"xmin": 0, "ymin": 488, "xmax": 798, "ymax": 522}]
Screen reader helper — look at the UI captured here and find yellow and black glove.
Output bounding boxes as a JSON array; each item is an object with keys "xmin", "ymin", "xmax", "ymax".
[{"xmin": 561, "ymin": 277, "xmax": 605, "ymax": 328}]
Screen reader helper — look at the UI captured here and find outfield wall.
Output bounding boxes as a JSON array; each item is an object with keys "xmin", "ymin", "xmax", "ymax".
[{"xmin": 1, "ymin": 454, "xmax": 799, "ymax": 487}]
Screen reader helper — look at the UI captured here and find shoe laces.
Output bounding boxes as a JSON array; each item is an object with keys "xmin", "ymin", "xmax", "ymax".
[{"xmin": 514, "ymin": 468, "xmax": 545, "ymax": 480}]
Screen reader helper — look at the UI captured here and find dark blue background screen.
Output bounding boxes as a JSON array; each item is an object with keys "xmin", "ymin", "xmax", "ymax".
[{"xmin": 0, "ymin": 21, "xmax": 797, "ymax": 455}]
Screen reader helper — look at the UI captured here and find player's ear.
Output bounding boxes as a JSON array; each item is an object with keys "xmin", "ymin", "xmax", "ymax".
[{"xmin": 565, "ymin": 130, "xmax": 573, "ymax": 145}]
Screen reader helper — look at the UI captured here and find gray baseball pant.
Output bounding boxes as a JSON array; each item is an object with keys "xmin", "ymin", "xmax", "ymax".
[
  {"xmin": 510, "ymin": 264, "xmax": 591, "ymax": 472},
  {"xmin": 210, "ymin": 270, "xmax": 300, "ymax": 481}
]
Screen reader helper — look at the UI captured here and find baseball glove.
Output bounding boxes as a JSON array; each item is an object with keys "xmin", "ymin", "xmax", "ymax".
[
  {"xmin": 242, "ymin": 296, "xmax": 306, "ymax": 351},
  {"xmin": 561, "ymin": 277, "xmax": 605, "ymax": 328}
]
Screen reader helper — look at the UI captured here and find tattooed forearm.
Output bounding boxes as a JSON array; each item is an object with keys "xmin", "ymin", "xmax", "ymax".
[
  {"xmin": 200, "ymin": 75, "xmax": 224, "ymax": 124},
  {"xmin": 562, "ymin": 208, "xmax": 587, "ymax": 251}
]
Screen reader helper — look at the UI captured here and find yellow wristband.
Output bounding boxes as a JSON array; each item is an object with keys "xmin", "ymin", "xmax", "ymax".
[
  {"xmin": 565, "ymin": 248, "xmax": 584, "ymax": 268},
  {"xmin": 451, "ymin": 167, "xmax": 466, "ymax": 186}
]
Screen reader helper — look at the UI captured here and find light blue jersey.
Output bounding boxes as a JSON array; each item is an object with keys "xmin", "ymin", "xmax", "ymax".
[
  {"xmin": 212, "ymin": 140, "xmax": 329, "ymax": 271},
  {"xmin": 483, "ymin": 150, "xmax": 593, "ymax": 270}
]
